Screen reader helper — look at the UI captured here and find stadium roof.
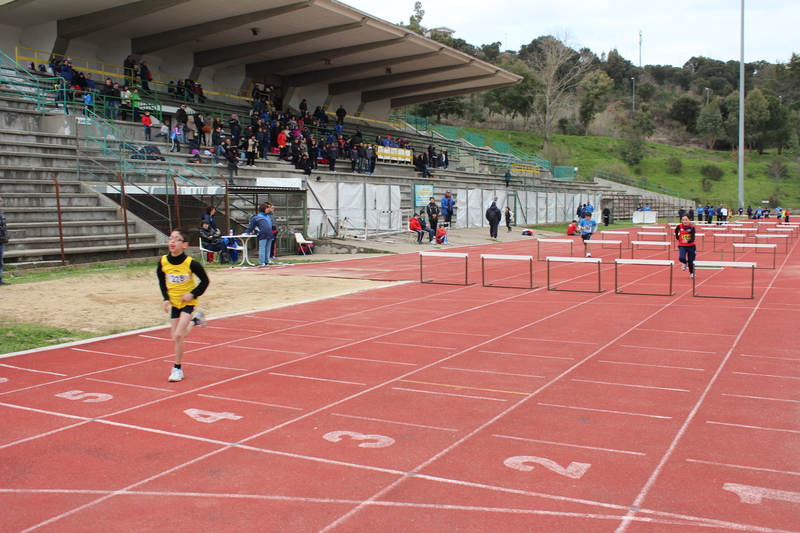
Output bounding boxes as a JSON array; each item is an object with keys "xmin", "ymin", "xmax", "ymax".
[{"xmin": 1, "ymin": 0, "xmax": 522, "ymax": 109}]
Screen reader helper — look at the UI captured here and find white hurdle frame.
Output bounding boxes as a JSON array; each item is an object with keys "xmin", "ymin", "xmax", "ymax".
[
  {"xmin": 614, "ymin": 258, "xmax": 675, "ymax": 296},
  {"xmin": 753, "ymin": 234, "xmax": 789, "ymax": 254},
  {"xmin": 631, "ymin": 240, "xmax": 671, "ymax": 260},
  {"xmin": 419, "ymin": 251, "xmax": 473, "ymax": 286},
  {"xmin": 481, "ymin": 254, "xmax": 538, "ymax": 289},
  {"xmin": 537, "ymin": 238, "xmax": 575, "ymax": 261},
  {"xmin": 693, "ymin": 260, "xmax": 756, "ymax": 299},
  {"xmin": 600, "ymin": 230, "xmax": 631, "ymax": 248},
  {"xmin": 637, "ymin": 231, "xmax": 668, "ymax": 242},
  {"xmin": 546, "ymin": 256, "xmax": 604, "ymax": 293},
  {"xmin": 732, "ymin": 243, "xmax": 777, "ymax": 269}
]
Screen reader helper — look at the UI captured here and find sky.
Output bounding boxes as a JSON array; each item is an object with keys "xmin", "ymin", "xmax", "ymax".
[{"xmin": 343, "ymin": 0, "xmax": 798, "ymax": 67}]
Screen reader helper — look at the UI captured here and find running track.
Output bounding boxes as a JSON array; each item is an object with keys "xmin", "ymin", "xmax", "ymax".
[{"xmin": 1, "ymin": 229, "xmax": 798, "ymax": 532}]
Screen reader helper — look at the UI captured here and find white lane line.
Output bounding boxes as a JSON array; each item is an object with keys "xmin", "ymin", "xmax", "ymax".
[
  {"xmin": 721, "ymin": 393, "xmax": 800, "ymax": 403},
  {"xmin": 492, "ymin": 434, "xmax": 646, "ymax": 456},
  {"xmin": 479, "ymin": 350, "xmax": 573, "ymax": 361},
  {"xmin": 269, "ymin": 373, "xmax": 366, "ymax": 386},
  {"xmin": 139, "ymin": 334, "xmax": 209, "ymax": 345},
  {"xmin": 71, "ymin": 348, "xmax": 144, "ymax": 360},
  {"xmin": 392, "ymin": 387, "xmax": 508, "ymax": 402},
  {"xmin": 732, "ymin": 371, "xmax": 800, "ymax": 380},
  {"xmin": 441, "ymin": 367, "xmax": 545, "ymax": 379},
  {"xmin": 162, "ymin": 361, "xmax": 249, "ymax": 372},
  {"xmin": 706, "ymin": 420, "xmax": 800, "ymax": 434},
  {"xmin": 374, "ymin": 341, "xmax": 446, "ymax": 349},
  {"xmin": 686, "ymin": 458, "xmax": 800, "ymax": 477},
  {"xmin": 229, "ymin": 345, "xmax": 307, "ymax": 355},
  {"xmin": 331, "ymin": 413, "xmax": 458, "ymax": 432},
  {"xmin": 243, "ymin": 315, "xmax": 309, "ymax": 322},
  {"xmin": 197, "ymin": 394, "xmax": 302, "ymax": 411},
  {"xmin": 537, "ymin": 402, "xmax": 672, "ymax": 419},
  {"xmin": 741, "ymin": 353, "xmax": 800, "ymax": 361},
  {"xmin": 84, "ymin": 378, "xmax": 173, "ymax": 392},
  {"xmin": 276, "ymin": 332, "xmax": 354, "ymax": 341},
  {"xmin": 511, "ymin": 337, "xmax": 597, "ymax": 345},
  {"xmin": 572, "ymin": 379, "xmax": 691, "ymax": 392},
  {"xmin": 206, "ymin": 326, "xmax": 264, "ymax": 333},
  {"xmin": 327, "ymin": 355, "xmax": 417, "ymax": 366},
  {"xmin": 598, "ymin": 360, "xmax": 705, "ymax": 372},
  {"xmin": 0, "ymin": 364, "xmax": 67, "ymax": 376},
  {"xmin": 327, "ymin": 323, "xmax": 396, "ymax": 330},
  {"xmin": 428, "ymin": 331, "xmax": 492, "ymax": 337},
  {"xmin": 0, "ymin": 402, "xmax": 89, "ymax": 423},
  {"xmin": 619, "ymin": 345, "xmax": 716, "ymax": 354}
]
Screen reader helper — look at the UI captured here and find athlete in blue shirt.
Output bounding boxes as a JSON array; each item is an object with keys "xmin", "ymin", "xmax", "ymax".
[{"xmin": 578, "ymin": 212, "xmax": 598, "ymax": 257}]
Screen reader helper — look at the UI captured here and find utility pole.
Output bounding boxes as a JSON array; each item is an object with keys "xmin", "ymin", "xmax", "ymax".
[
  {"xmin": 639, "ymin": 30, "xmax": 642, "ymax": 68},
  {"xmin": 738, "ymin": 0, "xmax": 745, "ymax": 209}
]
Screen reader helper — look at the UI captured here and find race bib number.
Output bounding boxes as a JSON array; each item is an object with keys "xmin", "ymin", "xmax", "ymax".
[
  {"xmin": 167, "ymin": 273, "xmax": 191, "ymax": 284},
  {"xmin": 681, "ymin": 233, "xmax": 691, "ymax": 243}
]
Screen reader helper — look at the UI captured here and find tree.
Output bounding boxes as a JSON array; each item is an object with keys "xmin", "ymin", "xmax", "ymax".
[
  {"xmin": 523, "ymin": 34, "xmax": 595, "ymax": 145},
  {"xmin": 763, "ymin": 95, "xmax": 791, "ymax": 154},
  {"xmin": 578, "ymin": 69, "xmax": 614, "ymax": 129},
  {"xmin": 481, "ymin": 59, "xmax": 534, "ymax": 121},
  {"xmin": 744, "ymin": 89, "xmax": 770, "ymax": 153},
  {"xmin": 670, "ymin": 95, "xmax": 702, "ymax": 132},
  {"xmin": 696, "ymin": 99, "xmax": 725, "ymax": 149},
  {"xmin": 603, "ymin": 48, "xmax": 636, "ymax": 88},
  {"xmin": 414, "ymin": 97, "xmax": 468, "ymax": 123},
  {"xmin": 401, "ymin": 1, "xmax": 426, "ymax": 35},
  {"xmin": 636, "ymin": 82, "xmax": 657, "ymax": 102},
  {"xmin": 723, "ymin": 90, "xmax": 740, "ymax": 146}
]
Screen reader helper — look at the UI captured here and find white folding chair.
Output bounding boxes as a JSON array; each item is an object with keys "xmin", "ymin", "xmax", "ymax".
[{"xmin": 294, "ymin": 233, "xmax": 315, "ymax": 255}]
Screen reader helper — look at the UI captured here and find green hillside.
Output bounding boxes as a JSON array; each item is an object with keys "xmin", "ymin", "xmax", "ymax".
[{"xmin": 464, "ymin": 126, "xmax": 800, "ymax": 208}]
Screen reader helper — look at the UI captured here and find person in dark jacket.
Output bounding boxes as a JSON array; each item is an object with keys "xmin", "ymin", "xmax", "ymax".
[
  {"xmin": 426, "ymin": 197, "xmax": 440, "ymax": 231},
  {"xmin": 139, "ymin": 61, "xmax": 151, "ymax": 91},
  {"xmin": 326, "ymin": 142, "xmax": 338, "ymax": 171},
  {"xmin": 199, "ymin": 220, "xmax": 230, "ymax": 263},
  {"xmin": 336, "ymin": 105, "xmax": 347, "ymax": 125},
  {"xmin": 245, "ymin": 203, "xmax": 274, "ymax": 267},
  {"xmin": 602, "ymin": 206, "xmax": 611, "ymax": 226},
  {"xmin": 441, "ymin": 191, "xmax": 455, "ymax": 226},
  {"xmin": 486, "ymin": 202, "xmax": 502, "ymax": 238}
]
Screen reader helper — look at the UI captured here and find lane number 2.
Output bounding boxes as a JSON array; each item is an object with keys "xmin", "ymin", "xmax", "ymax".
[
  {"xmin": 323, "ymin": 431, "xmax": 395, "ymax": 448},
  {"xmin": 723, "ymin": 483, "xmax": 800, "ymax": 505},
  {"xmin": 504, "ymin": 455, "xmax": 591, "ymax": 479},
  {"xmin": 55, "ymin": 390, "xmax": 113, "ymax": 403}
]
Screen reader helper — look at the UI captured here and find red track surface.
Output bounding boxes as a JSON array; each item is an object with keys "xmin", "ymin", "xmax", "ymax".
[{"xmin": 1, "ymin": 229, "xmax": 799, "ymax": 532}]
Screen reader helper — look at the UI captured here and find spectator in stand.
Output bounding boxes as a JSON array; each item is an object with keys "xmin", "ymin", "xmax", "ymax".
[
  {"xmin": 356, "ymin": 142, "xmax": 367, "ymax": 174},
  {"xmin": 313, "ymin": 106, "xmax": 328, "ymax": 126},
  {"xmin": 441, "ymin": 150, "xmax": 449, "ymax": 169},
  {"xmin": 418, "ymin": 211, "xmax": 436, "ymax": 243},
  {"xmin": 409, "ymin": 213, "xmax": 425, "ymax": 244},
  {"xmin": 229, "ymin": 114, "xmax": 241, "ymax": 146},
  {"xmin": 326, "ymin": 141, "xmax": 338, "ymax": 171},
  {"xmin": 211, "ymin": 126, "xmax": 226, "ymax": 165},
  {"xmin": 194, "ymin": 113, "xmax": 206, "ymax": 146},
  {"xmin": 123, "ymin": 55, "xmax": 134, "ymax": 83},
  {"xmin": 186, "ymin": 115, "xmax": 199, "ymax": 151},
  {"xmin": 504, "ymin": 170, "xmax": 511, "ymax": 187},
  {"xmin": 85, "ymin": 73, "xmax": 97, "ymax": 92},
  {"xmin": 199, "ymin": 220, "xmax": 230, "ymax": 263},
  {"xmin": 176, "ymin": 80, "xmax": 185, "ymax": 100},
  {"xmin": 175, "ymin": 104, "xmax": 189, "ymax": 143},
  {"xmin": 225, "ymin": 140, "xmax": 238, "ymax": 185},
  {"xmin": 366, "ymin": 143, "xmax": 377, "ymax": 175},
  {"xmin": 299, "ymin": 99, "xmax": 308, "ymax": 114},
  {"xmin": 118, "ymin": 85, "xmax": 132, "ymax": 121},
  {"xmin": 139, "ymin": 61, "xmax": 151, "ymax": 91},
  {"xmin": 441, "ymin": 191, "xmax": 455, "ymax": 227},
  {"xmin": 336, "ymin": 104, "xmax": 347, "ymax": 125},
  {"xmin": 170, "ymin": 123, "xmax": 181, "ymax": 152},
  {"xmin": 245, "ymin": 135, "xmax": 258, "ymax": 167},
  {"xmin": 0, "ymin": 196, "xmax": 8, "ymax": 285},
  {"xmin": 130, "ymin": 88, "xmax": 141, "ymax": 122},
  {"xmin": 142, "ymin": 110, "xmax": 153, "ymax": 142},
  {"xmin": 426, "ymin": 196, "xmax": 440, "ymax": 231},
  {"xmin": 257, "ymin": 126, "xmax": 271, "ymax": 160},
  {"xmin": 167, "ymin": 80, "xmax": 176, "ymax": 96},
  {"xmin": 349, "ymin": 143, "xmax": 359, "ymax": 173}
]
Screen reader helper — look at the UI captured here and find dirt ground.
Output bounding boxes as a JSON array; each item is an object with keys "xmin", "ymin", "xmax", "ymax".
[{"xmin": 0, "ymin": 267, "xmax": 393, "ymax": 334}]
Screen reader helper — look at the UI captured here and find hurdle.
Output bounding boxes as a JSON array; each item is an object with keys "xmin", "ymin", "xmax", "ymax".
[
  {"xmin": 614, "ymin": 259, "xmax": 675, "ymax": 296},
  {"xmin": 419, "ymin": 251, "xmax": 473, "ymax": 285},
  {"xmin": 754, "ymin": 234, "xmax": 789, "ymax": 254},
  {"xmin": 637, "ymin": 231, "xmax": 668, "ymax": 242},
  {"xmin": 546, "ymin": 256, "xmax": 604, "ymax": 293},
  {"xmin": 671, "ymin": 232, "xmax": 707, "ymax": 252},
  {"xmin": 587, "ymin": 240, "xmax": 624, "ymax": 259},
  {"xmin": 732, "ymin": 243, "xmax": 777, "ymax": 269},
  {"xmin": 693, "ymin": 261, "xmax": 756, "ymax": 299},
  {"xmin": 711, "ymin": 233, "xmax": 747, "ymax": 253},
  {"xmin": 600, "ymin": 231, "xmax": 631, "ymax": 248},
  {"xmin": 766, "ymin": 227, "xmax": 795, "ymax": 242},
  {"xmin": 537, "ymin": 238, "xmax": 575, "ymax": 261},
  {"xmin": 631, "ymin": 240, "xmax": 671, "ymax": 260},
  {"xmin": 480, "ymin": 254, "xmax": 538, "ymax": 289}
]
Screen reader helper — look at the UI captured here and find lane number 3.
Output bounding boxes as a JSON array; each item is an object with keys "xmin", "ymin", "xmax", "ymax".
[{"xmin": 323, "ymin": 431, "xmax": 395, "ymax": 448}]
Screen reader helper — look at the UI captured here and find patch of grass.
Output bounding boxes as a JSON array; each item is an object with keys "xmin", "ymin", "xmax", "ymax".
[
  {"xmin": 5, "ymin": 260, "xmax": 159, "ymax": 284},
  {"xmin": 0, "ymin": 321, "xmax": 99, "ymax": 354}
]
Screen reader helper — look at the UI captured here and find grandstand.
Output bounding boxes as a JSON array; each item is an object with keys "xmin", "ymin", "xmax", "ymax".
[{"xmin": 0, "ymin": 0, "xmax": 693, "ymax": 267}]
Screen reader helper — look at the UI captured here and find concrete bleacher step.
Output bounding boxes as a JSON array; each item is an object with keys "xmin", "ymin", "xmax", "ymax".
[
  {"xmin": 9, "ymin": 220, "xmax": 137, "ymax": 239},
  {"xmin": 4, "ymin": 242, "xmax": 168, "ymax": 263},
  {"xmin": 2, "ymin": 206, "xmax": 122, "ymax": 223},
  {"xmin": 9, "ymin": 232, "xmax": 158, "ymax": 252}
]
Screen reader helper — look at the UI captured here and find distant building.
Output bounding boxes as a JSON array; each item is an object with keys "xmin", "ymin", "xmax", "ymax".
[{"xmin": 424, "ymin": 27, "xmax": 456, "ymax": 38}]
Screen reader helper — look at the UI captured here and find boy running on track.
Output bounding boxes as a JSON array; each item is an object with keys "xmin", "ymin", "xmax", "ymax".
[
  {"xmin": 157, "ymin": 228, "xmax": 210, "ymax": 382},
  {"xmin": 578, "ymin": 212, "xmax": 598, "ymax": 257},
  {"xmin": 674, "ymin": 214, "xmax": 696, "ymax": 279}
]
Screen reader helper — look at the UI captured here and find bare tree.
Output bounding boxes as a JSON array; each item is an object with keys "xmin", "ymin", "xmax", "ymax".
[{"xmin": 523, "ymin": 33, "xmax": 595, "ymax": 146}]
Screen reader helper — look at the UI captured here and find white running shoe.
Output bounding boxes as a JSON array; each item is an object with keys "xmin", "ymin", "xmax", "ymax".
[
  {"xmin": 193, "ymin": 309, "xmax": 207, "ymax": 327},
  {"xmin": 690, "ymin": 273, "xmax": 695, "ymax": 279},
  {"xmin": 586, "ymin": 252, "xmax": 591, "ymax": 257},
  {"xmin": 169, "ymin": 367, "xmax": 184, "ymax": 382},
  {"xmin": 681, "ymin": 263, "xmax": 687, "ymax": 271}
]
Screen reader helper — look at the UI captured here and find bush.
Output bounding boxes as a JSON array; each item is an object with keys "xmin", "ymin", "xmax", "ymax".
[
  {"xmin": 667, "ymin": 156, "xmax": 683, "ymax": 173},
  {"xmin": 699, "ymin": 163, "xmax": 724, "ymax": 181},
  {"xmin": 701, "ymin": 176, "xmax": 713, "ymax": 192}
]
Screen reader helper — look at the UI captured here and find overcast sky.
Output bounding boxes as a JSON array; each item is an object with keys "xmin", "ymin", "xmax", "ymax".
[{"xmin": 344, "ymin": 0, "xmax": 798, "ymax": 67}]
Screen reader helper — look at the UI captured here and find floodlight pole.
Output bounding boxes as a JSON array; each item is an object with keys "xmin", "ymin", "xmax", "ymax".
[
  {"xmin": 631, "ymin": 78, "xmax": 635, "ymax": 112},
  {"xmin": 738, "ymin": 0, "xmax": 745, "ymax": 209}
]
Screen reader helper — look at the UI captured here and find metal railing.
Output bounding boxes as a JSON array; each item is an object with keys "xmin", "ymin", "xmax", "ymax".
[{"xmin": 593, "ymin": 170, "xmax": 695, "ymax": 200}]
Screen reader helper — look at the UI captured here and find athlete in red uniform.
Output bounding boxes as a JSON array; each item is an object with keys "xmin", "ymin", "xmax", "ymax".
[{"xmin": 674, "ymin": 215, "xmax": 696, "ymax": 279}]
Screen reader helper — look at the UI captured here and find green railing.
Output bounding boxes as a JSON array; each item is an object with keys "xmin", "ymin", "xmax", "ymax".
[
  {"xmin": 464, "ymin": 131, "xmax": 485, "ymax": 147},
  {"xmin": 0, "ymin": 50, "xmax": 63, "ymax": 112},
  {"xmin": 594, "ymin": 170, "xmax": 695, "ymax": 200},
  {"xmin": 553, "ymin": 166, "xmax": 575, "ymax": 180},
  {"xmin": 493, "ymin": 140, "xmax": 511, "ymax": 154},
  {"xmin": 435, "ymin": 124, "xmax": 459, "ymax": 139}
]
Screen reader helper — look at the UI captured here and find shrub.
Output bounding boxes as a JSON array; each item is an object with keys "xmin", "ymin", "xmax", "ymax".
[
  {"xmin": 667, "ymin": 156, "xmax": 683, "ymax": 173},
  {"xmin": 701, "ymin": 176, "xmax": 713, "ymax": 192},
  {"xmin": 699, "ymin": 163, "xmax": 724, "ymax": 181}
]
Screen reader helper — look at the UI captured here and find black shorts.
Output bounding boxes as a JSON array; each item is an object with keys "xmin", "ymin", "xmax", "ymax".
[
  {"xmin": 170, "ymin": 305, "xmax": 195, "ymax": 319},
  {"xmin": 581, "ymin": 233, "xmax": 593, "ymax": 241}
]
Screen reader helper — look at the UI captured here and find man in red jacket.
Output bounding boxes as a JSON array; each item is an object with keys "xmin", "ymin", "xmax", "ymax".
[
  {"xmin": 141, "ymin": 111, "xmax": 153, "ymax": 142},
  {"xmin": 409, "ymin": 214, "xmax": 425, "ymax": 244}
]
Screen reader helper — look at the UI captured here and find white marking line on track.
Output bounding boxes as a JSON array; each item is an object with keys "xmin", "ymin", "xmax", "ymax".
[
  {"xmin": 741, "ymin": 353, "xmax": 800, "ymax": 361},
  {"xmin": 428, "ymin": 330, "xmax": 492, "ymax": 337},
  {"xmin": 139, "ymin": 334, "xmax": 209, "ymax": 345},
  {"xmin": 732, "ymin": 371, "xmax": 800, "ymax": 380},
  {"xmin": 373, "ymin": 341, "xmax": 447, "ymax": 349},
  {"xmin": 327, "ymin": 355, "xmax": 417, "ymax": 366},
  {"xmin": 71, "ymin": 348, "xmax": 144, "ymax": 359},
  {"xmin": 243, "ymin": 315, "xmax": 309, "ymax": 323},
  {"xmin": 511, "ymin": 337, "xmax": 597, "ymax": 345},
  {"xmin": 686, "ymin": 458, "xmax": 800, "ymax": 477},
  {"xmin": 269, "ymin": 372, "xmax": 366, "ymax": 386},
  {"xmin": 205, "ymin": 326, "xmax": 264, "ymax": 333},
  {"xmin": 0, "ymin": 364, "xmax": 67, "ymax": 376},
  {"xmin": 572, "ymin": 379, "xmax": 691, "ymax": 392},
  {"xmin": 197, "ymin": 394, "xmax": 302, "ymax": 411},
  {"xmin": 598, "ymin": 360, "xmax": 706, "ymax": 372},
  {"xmin": 722, "ymin": 393, "xmax": 800, "ymax": 404},
  {"xmin": 84, "ymin": 378, "xmax": 173, "ymax": 392},
  {"xmin": 161, "ymin": 361, "xmax": 249, "ymax": 372},
  {"xmin": 619, "ymin": 345, "xmax": 716, "ymax": 355},
  {"xmin": 277, "ymin": 332, "xmax": 355, "ymax": 341},
  {"xmin": 0, "ymin": 416, "xmax": 90, "ymax": 451},
  {"xmin": 441, "ymin": 367, "xmax": 545, "ymax": 379},
  {"xmin": 229, "ymin": 345, "xmax": 307, "ymax": 355},
  {"xmin": 492, "ymin": 434, "xmax": 645, "ymax": 456},
  {"xmin": 331, "ymin": 413, "xmax": 458, "ymax": 432},
  {"xmin": 480, "ymin": 350, "xmax": 573, "ymax": 361},
  {"xmin": 326, "ymin": 323, "xmax": 396, "ymax": 330},
  {"xmin": 537, "ymin": 402, "xmax": 672, "ymax": 419},
  {"xmin": 706, "ymin": 420, "xmax": 800, "ymax": 434},
  {"xmin": 392, "ymin": 387, "xmax": 508, "ymax": 402}
]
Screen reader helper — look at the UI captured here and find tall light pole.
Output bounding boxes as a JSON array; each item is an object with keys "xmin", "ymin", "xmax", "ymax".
[
  {"xmin": 631, "ymin": 77, "xmax": 635, "ymax": 112},
  {"xmin": 639, "ymin": 30, "xmax": 642, "ymax": 68},
  {"xmin": 705, "ymin": 87, "xmax": 710, "ymax": 105},
  {"xmin": 738, "ymin": 0, "xmax": 745, "ymax": 209}
]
